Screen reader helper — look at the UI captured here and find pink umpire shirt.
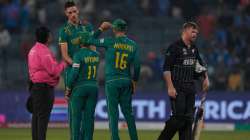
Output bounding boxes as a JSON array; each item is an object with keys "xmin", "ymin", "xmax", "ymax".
[{"xmin": 28, "ymin": 42, "xmax": 66, "ymax": 87}]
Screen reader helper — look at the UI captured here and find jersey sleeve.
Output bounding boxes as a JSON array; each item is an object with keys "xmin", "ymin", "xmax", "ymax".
[
  {"xmin": 132, "ymin": 45, "xmax": 141, "ymax": 82},
  {"xmin": 85, "ymin": 23, "xmax": 94, "ymax": 32},
  {"xmin": 163, "ymin": 45, "xmax": 175, "ymax": 72},
  {"xmin": 88, "ymin": 37, "xmax": 112, "ymax": 49},
  {"xmin": 66, "ymin": 53, "xmax": 81, "ymax": 89},
  {"xmin": 92, "ymin": 29, "xmax": 102, "ymax": 38},
  {"xmin": 58, "ymin": 27, "xmax": 68, "ymax": 44},
  {"xmin": 84, "ymin": 23, "xmax": 102, "ymax": 39},
  {"xmin": 195, "ymin": 47, "xmax": 207, "ymax": 78},
  {"xmin": 195, "ymin": 47, "xmax": 205, "ymax": 66}
]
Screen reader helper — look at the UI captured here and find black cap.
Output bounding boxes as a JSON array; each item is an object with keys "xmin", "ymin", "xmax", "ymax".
[{"xmin": 35, "ymin": 26, "xmax": 50, "ymax": 44}]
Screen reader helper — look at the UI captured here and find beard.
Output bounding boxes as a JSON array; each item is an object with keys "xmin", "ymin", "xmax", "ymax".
[
  {"xmin": 70, "ymin": 15, "xmax": 78, "ymax": 24},
  {"xmin": 190, "ymin": 36, "xmax": 197, "ymax": 43}
]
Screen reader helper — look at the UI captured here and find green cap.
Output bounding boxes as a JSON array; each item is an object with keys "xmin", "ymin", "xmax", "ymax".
[
  {"xmin": 112, "ymin": 19, "xmax": 127, "ymax": 31},
  {"xmin": 78, "ymin": 31, "xmax": 91, "ymax": 46}
]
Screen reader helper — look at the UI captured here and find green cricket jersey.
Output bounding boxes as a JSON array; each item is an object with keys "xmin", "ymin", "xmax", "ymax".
[
  {"xmin": 67, "ymin": 48, "xmax": 100, "ymax": 90},
  {"xmin": 89, "ymin": 36, "xmax": 140, "ymax": 82},
  {"xmin": 58, "ymin": 22, "xmax": 102, "ymax": 58}
]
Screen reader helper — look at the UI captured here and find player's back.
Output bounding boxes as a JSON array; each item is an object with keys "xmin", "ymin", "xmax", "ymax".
[
  {"xmin": 74, "ymin": 48, "xmax": 100, "ymax": 86},
  {"xmin": 105, "ymin": 36, "xmax": 138, "ymax": 82}
]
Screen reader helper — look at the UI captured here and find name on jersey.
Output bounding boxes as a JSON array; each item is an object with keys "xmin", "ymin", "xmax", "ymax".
[
  {"xmin": 113, "ymin": 43, "xmax": 133, "ymax": 52},
  {"xmin": 84, "ymin": 56, "xmax": 99, "ymax": 63},
  {"xmin": 183, "ymin": 59, "xmax": 195, "ymax": 65}
]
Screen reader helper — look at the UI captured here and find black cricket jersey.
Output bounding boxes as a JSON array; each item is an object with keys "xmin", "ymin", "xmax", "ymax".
[{"xmin": 163, "ymin": 39, "xmax": 204, "ymax": 83}]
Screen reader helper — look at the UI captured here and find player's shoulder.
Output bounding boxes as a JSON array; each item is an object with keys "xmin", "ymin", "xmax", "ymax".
[
  {"xmin": 167, "ymin": 39, "xmax": 182, "ymax": 51},
  {"xmin": 171, "ymin": 39, "xmax": 183, "ymax": 47},
  {"xmin": 164, "ymin": 42, "xmax": 177, "ymax": 55},
  {"xmin": 81, "ymin": 20, "xmax": 93, "ymax": 31},
  {"xmin": 125, "ymin": 37, "xmax": 137, "ymax": 47},
  {"xmin": 59, "ymin": 23, "xmax": 71, "ymax": 33},
  {"xmin": 59, "ymin": 23, "xmax": 68, "ymax": 30},
  {"xmin": 81, "ymin": 19, "xmax": 91, "ymax": 26},
  {"xmin": 90, "ymin": 49, "xmax": 100, "ymax": 56},
  {"xmin": 74, "ymin": 50, "xmax": 82, "ymax": 58},
  {"xmin": 100, "ymin": 37, "xmax": 113, "ymax": 44},
  {"xmin": 75, "ymin": 48, "xmax": 87, "ymax": 57}
]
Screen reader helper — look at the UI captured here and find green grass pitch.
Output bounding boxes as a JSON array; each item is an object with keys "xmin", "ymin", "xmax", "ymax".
[{"xmin": 0, "ymin": 128, "xmax": 249, "ymax": 140}]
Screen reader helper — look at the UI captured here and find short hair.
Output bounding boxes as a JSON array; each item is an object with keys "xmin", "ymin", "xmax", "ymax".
[
  {"xmin": 64, "ymin": 1, "xmax": 76, "ymax": 10},
  {"xmin": 35, "ymin": 26, "xmax": 50, "ymax": 44},
  {"xmin": 182, "ymin": 22, "xmax": 199, "ymax": 30}
]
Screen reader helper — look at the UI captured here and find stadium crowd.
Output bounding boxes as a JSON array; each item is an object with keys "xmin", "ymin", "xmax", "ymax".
[{"xmin": 0, "ymin": 0, "xmax": 250, "ymax": 91}]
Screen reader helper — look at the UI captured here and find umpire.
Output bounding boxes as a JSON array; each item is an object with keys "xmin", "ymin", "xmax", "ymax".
[
  {"xmin": 28, "ymin": 26, "xmax": 66, "ymax": 140},
  {"xmin": 158, "ymin": 22, "xmax": 209, "ymax": 140}
]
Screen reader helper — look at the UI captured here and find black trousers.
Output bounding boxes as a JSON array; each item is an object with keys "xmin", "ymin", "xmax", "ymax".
[
  {"xmin": 31, "ymin": 83, "xmax": 54, "ymax": 140},
  {"xmin": 158, "ymin": 82, "xmax": 195, "ymax": 140}
]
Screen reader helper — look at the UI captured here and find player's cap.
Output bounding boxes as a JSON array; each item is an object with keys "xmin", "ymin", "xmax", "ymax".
[
  {"xmin": 112, "ymin": 19, "xmax": 127, "ymax": 31},
  {"xmin": 78, "ymin": 32, "xmax": 91, "ymax": 46}
]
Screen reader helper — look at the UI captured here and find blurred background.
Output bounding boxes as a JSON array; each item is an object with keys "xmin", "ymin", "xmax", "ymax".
[
  {"xmin": 0, "ymin": 0, "xmax": 249, "ymax": 134},
  {"xmin": 0, "ymin": 0, "xmax": 250, "ymax": 91}
]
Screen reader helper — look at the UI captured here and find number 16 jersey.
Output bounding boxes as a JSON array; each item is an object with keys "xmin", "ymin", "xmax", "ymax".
[{"xmin": 89, "ymin": 36, "xmax": 140, "ymax": 82}]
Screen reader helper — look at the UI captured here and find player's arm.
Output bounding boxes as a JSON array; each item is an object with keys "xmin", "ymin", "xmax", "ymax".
[
  {"xmin": 60, "ymin": 43, "xmax": 73, "ymax": 65},
  {"xmin": 85, "ymin": 23, "xmax": 102, "ymax": 39},
  {"xmin": 88, "ymin": 37, "xmax": 112, "ymax": 49},
  {"xmin": 163, "ymin": 46, "xmax": 176, "ymax": 98},
  {"xmin": 131, "ymin": 46, "xmax": 141, "ymax": 94},
  {"xmin": 66, "ymin": 54, "xmax": 80, "ymax": 90},
  {"xmin": 85, "ymin": 21, "xmax": 111, "ymax": 39},
  {"xmin": 59, "ymin": 28, "xmax": 72, "ymax": 65},
  {"xmin": 65, "ymin": 54, "xmax": 81, "ymax": 99},
  {"xmin": 195, "ymin": 48, "xmax": 209, "ymax": 91}
]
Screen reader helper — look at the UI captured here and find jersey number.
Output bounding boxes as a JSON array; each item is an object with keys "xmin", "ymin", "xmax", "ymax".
[
  {"xmin": 87, "ymin": 66, "xmax": 97, "ymax": 79},
  {"xmin": 115, "ymin": 52, "xmax": 128, "ymax": 70}
]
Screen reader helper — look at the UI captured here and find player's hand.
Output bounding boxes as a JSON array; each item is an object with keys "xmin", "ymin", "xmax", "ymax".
[
  {"xmin": 99, "ymin": 22, "xmax": 112, "ymax": 31},
  {"xmin": 202, "ymin": 77, "xmax": 209, "ymax": 91},
  {"xmin": 168, "ymin": 86, "xmax": 177, "ymax": 99},
  {"xmin": 65, "ymin": 89, "xmax": 71, "ymax": 101},
  {"xmin": 131, "ymin": 80, "xmax": 136, "ymax": 94}
]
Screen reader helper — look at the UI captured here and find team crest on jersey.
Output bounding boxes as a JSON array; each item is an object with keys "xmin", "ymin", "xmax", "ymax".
[
  {"xmin": 183, "ymin": 48, "xmax": 187, "ymax": 55},
  {"xmin": 71, "ymin": 37, "xmax": 80, "ymax": 45}
]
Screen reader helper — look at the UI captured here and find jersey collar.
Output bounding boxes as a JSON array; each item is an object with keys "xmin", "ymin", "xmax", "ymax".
[{"xmin": 67, "ymin": 21, "xmax": 81, "ymax": 28}]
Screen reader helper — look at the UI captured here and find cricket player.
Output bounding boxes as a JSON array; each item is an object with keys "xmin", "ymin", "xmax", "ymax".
[
  {"xmin": 59, "ymin": 1, "xmax": 110, "ymax": 82},
  {"xmin": 58, "ymin": 1, "xmax": 110, "ymax": 139},
  {"xmin": 88, "ymin": 18, "xmax": 141, "ymax": 140},
  {"xmin": 65, "ymin": 32, "xmax": 99, "ymax": 140},
  {"xmin": 157, "ymin": 22, "xmax": 209, "ymax": 140}
]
